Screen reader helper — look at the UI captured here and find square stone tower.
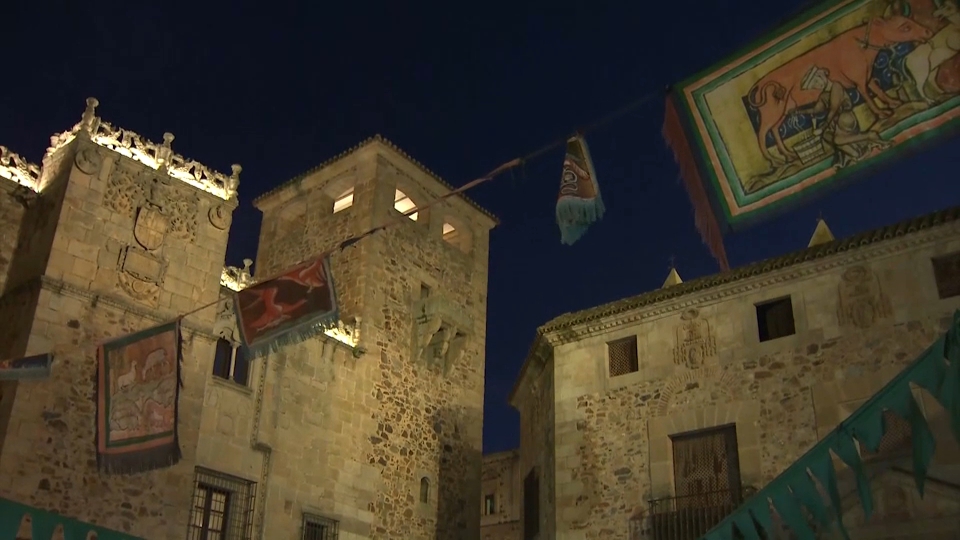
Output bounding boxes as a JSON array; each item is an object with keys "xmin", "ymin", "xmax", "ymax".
[
  {"xmin": 252, "ymin": 135, "xmax": 497, "ymax": 539},
  {"xmin": 0, "ymin": 98, "xmax": 241, "ymax": 538}
]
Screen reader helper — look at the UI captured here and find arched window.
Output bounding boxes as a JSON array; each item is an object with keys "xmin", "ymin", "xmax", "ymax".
[
  {"xmin": 333, "ymin": 187, "xmax": 354, "ymax": 213},
  {"xmin": 419, "ymin": 477, "xmax": 430, "ymax": 503},
  {"xmin": 394, "ymin": 189, "xmax": 418, "ymax": 221}
]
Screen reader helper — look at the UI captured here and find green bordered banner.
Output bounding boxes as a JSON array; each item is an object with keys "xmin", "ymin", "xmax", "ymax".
[{"xmin": 665, "ymin": 0, "xmax": 960, "ymax": 268}]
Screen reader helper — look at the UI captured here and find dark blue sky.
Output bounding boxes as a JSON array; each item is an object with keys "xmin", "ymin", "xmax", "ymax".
[{"xmin": 4, "ymin": 2, "xmax": 957, "ymax": 454}]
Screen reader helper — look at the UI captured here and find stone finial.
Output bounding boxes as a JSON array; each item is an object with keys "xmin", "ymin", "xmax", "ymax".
[
  {"xmin": 156, "ymin": 132, "xmax": 175, "ymax": 171},
  {"xmin": 662, "ymin": 267, "xmax": 683, "ymax": 288},
  {"xmin": 225, "ymin": 164, "xmax": 242, "ymax": 198},
  {"xmin": 808, "ymin": 218, "xmax": 835, "ymax": 247},
  {"xmin": 80, "ymin": 97, "xmax": 100, "ymax": 136}
]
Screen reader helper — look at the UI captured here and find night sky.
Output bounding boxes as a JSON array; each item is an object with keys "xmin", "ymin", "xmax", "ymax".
[{"xmin": 4, "ymin": 2, "xmax": 957, "ymax": 454}]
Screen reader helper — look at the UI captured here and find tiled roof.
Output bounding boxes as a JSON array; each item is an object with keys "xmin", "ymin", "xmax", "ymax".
[
  {"xmin": 539, "ymin": 205, "xmax": 960, "ymax": 334},
  {"xmin": 252, "ymin": 134, "xmax": 499, "ymax": 223}
]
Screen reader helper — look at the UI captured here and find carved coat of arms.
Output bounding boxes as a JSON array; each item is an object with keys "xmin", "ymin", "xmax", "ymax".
[
  {"xmin": 134, "ymin": 205, "xmax": 170, "ymax": 251},
  {"xmin": 837, "ymin": 265, "xmax": 892, "ymax": 329},
  {"xmin": 673, "ymin": 308, "xmax": 717, "ymax": 369}
]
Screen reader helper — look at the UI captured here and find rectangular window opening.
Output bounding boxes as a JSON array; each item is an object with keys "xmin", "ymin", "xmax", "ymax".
[
  {"xmin": 212, "ymin": 338, "xmax": 250, "ymax": 386},
  {"xmin": 302, "ymin": 513, "xmax": 340, "ymax": 540},
  {"xmin": 333, "ymin": 188, "xmax": 354, "ymax": 214},
  {"xmin": 607, "ymin": 336, "xmax": 639, "ymax": 377},
  {"xmin": 484, "ymin": 493, "xmax": 496, "ymax": 516},
  {"xmin": 523, "ymin": 468, "xmax": 540, "ymax": 540},
  {"xmin": 187, "ymin": 468, "xmax": 256, "ymax": 540},
  {"xmin": 755, "ymin": 297, "xmax": 796, "ymax": 342},
  {"xmin": 932, "ymin": 252, "xmax": 960, "ymax": 299}
]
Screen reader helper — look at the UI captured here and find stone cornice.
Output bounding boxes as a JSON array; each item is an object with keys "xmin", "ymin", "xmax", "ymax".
[{"xmin": 508, "ymin": 206, "xmax": 960, "ymax": 405}]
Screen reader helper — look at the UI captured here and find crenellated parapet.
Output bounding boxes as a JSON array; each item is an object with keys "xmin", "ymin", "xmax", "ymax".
[
  {"xmin": 45, "ymin": 97, "xmax": 241, "ymax": 201},
  {"xmin": 0, "ymin": 145, "xmax": 41, "ymax": 192}
]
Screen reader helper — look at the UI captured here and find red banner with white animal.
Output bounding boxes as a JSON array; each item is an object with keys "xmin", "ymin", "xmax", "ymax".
[
  {"xmin": 664, "ymin": 0, "xmax": 960, "ymax": 270},
  {"xmin": 233, "ymin": 252, "xmax": 340, "ymax": 359}
]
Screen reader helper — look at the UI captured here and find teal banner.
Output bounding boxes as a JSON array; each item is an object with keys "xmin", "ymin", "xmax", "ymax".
[{"xmin": 0, "ymin": 496, "xmax": 143, "ymax": 539}]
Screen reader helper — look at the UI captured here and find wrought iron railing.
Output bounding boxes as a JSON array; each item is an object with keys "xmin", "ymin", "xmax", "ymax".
[{"xmin": 643, "ymin": 487, "xmax": 758, "ymax": 540}]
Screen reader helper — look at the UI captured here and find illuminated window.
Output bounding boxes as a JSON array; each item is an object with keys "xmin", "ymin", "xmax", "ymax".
[
  {"xmin": 333, "ymin": 187, "xmax": 354, "ymax": 214},
  {"xmin": 442, "ymin": 222, "xmax": 459, "ymax": 244},
  {"xmin": 394, "ymin": 189, "xmax": 418, "ymax": 221}
]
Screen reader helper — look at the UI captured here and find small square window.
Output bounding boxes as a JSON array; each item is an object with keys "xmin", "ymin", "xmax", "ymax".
[
  {"xmin": 332, "ymin": 187, "xmax": 354, "ymax": 214},
  {"xmin": 931, "ymin": 252, "xmax": 960, "ymax": 299},
  {"xmin": 755, "ymin": 297, "xmax": 795, "ymax": 342},
  {"xmin": 607, "ymin": 336, "xmax": 639, "ymax": 377}
]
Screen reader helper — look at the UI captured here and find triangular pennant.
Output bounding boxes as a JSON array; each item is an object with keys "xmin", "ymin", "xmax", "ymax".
[
  {"xmin": 810, "ymin": 446, "xmax": 851, "ymax": 540},
  {"xmin": 771, "ymin": 491, "xmax": 817, "ymax": 540},
  {"xmin": 786, "ymin": 468, "xmax": 832, "ymax": 531},
  {"xmin": 832, "ymin": 432, "xmax": 873, "ymax": 519}
]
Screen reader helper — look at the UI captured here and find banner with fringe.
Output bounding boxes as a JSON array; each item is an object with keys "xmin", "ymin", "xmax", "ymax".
[
  {"xmin": 0, "ymin": 353, "xmax": 52, "ymax": 380},
  {"xmin": 698, "ymin": 310, "xmax": 960, "ymax": 540},
  {"xmin": 234, "ymin": 253, "xmax": 340, "ymax": 359},
  {"xmin": 664, "ymin": 0, "xmax": 960, "ymax": 271},
  {"xmin": 0, "ymin": 495, "xmax": 143, "ymax": 540},
  {"xmin": 96, "ymin": 320, "xmax": 183, "ymax": 475},
  {"xmin": 556, "ymin": 135, "xmax": 605, "ymax": 245}
]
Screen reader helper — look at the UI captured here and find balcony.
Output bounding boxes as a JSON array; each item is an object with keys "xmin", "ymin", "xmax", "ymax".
[{"xmin": 641, "ymin": 487, "xmax": 758, "ymax": 540}]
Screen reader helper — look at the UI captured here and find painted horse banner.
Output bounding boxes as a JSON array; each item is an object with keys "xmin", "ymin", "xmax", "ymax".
[{"xmin": 665, "ymin": 0, "xmax": 960, "ymax": 269}]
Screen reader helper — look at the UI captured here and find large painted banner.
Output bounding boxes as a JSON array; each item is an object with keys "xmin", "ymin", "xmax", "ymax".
[{"xmin": 665, "ymin": 0, "xmax": 960, "ymax": 269}]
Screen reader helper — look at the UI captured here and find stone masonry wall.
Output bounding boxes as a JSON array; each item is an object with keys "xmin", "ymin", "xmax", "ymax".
[
  {"xmin": 0, "ymin": 178, "xmax": 27, "ymax": 294},
  {"xmin": 0, "ymin": 135, "xmax": 235, "ymax": 539},
  {"xmin": 542, "ymin": 230, "xmax": 960, "ymax": 540},
  {"xmin": 517, "ymin": 361, "xmax": 556, "ymax": 540},
  {"xmin": 480, "ymin": 449, "xmax": 521, "ymax": 537},
  {"xmin": 249, "ymin": 142, "xmax": 493, "ymax": 539}
]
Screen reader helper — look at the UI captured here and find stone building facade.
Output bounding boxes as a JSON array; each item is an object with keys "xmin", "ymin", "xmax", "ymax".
[
  {"xmin": 510, "ymin": 209, "xmax": 960, "ymax": 540},
  {"xmin": 0, "ymin": 98, "xmax": 496, "ymax": 539},
  {"xmin": 480, "ymin": 449, "xmax": 522, "ymax": 540}
]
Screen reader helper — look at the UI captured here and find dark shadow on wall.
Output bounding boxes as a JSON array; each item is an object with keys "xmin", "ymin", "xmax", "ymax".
[{"xmin": 434, "ymin": 405, "xmax": 482, "ymax": 540}]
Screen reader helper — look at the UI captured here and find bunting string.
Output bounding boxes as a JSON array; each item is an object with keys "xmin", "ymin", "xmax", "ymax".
[{"xmin": 1, "ymin": 84, "xmax": 667, "ymax": 365}]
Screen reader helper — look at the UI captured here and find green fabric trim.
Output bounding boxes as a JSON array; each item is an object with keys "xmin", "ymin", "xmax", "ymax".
[{"xmin": 697, "ymin": 311, "xmax": 960, "ymax": 539}]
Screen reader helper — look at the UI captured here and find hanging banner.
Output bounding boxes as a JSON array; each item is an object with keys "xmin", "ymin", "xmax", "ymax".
[
  {"xmin": 556, "ymin": 135, "xmax": 606, "ymax": 245},
  {"xmin": 0, "ymin": 496, "xmax": 143, "ymax": 539},
  {"xmin": 96, "ymin": 320, "xmax": 183, "ymax": 475},
  {"xmin": 234, "ymin": 253, "xmax": 340, "ymax": 359},
  {"xmin": 664, "ymin": 0, "xmax": 960, "ymax": 270},
  {"xmin": 0, "ymin": 353, "xmax": 52, "ymax": 380}
]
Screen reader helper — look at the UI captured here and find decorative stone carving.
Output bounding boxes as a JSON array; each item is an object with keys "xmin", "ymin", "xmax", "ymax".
[
  {"xmin": 74, "ymin": 147, "xmax": 103, "ymax": 175},
  {"xmin": 0, "ymin": 145, "xmax": 41, "ymax": 192},
  {"xmin": 117, "ymin": 246, "xmax": 167, "ymax": 306},
  {"xmin": 413, "ymin": 295, "xmax": 470, "ymax": 374},
  {"xmin": 104, "ymin": 166, "xmax": 146, "ymax": 218},
  {"xmin": 221, "ymin": 259, "xmax": 254, "ymax": 291},
  {"xmin": 672, "ymin": 308, "xmax": 717, "ymax": 369},
  {"xmin": 209, "ymin": 204, "xmax": 232, "ymax": 230},
  {"xmin": 837, "ymin": 265, "xmax": 892, "ymax": 329},
  {"xmin": 133, "ymin": 205, "xmax": 169, "ymax": 251},
  {"xmin": 104, "ymin": 168, "xmax": 198, "ymax": 242},
  {"xmin": 213, "ymin": 297, "xmax": 239, "ymax": 342}
]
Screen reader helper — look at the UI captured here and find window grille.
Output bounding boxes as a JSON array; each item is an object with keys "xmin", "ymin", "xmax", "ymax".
[
  {"xmin": 671, "ymin": 425, "xmax": 742, "ymax": 509},
  {"xmin": 187, "ymin": 468, "xmax": 256, "ymax": 540},
  {"xmin": 212, "ymin": 338, "xmax": 250, "ymax": 386},
  {"xmin": 607, "ymin": 336, "xmax": 639, "ymax": 377},
  {"xmin": 301, "ymin": 514, "xmax": 339, "ymax": 540}
]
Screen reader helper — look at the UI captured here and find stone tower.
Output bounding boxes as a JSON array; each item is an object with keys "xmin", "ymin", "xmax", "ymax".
[
  {"xmin": 0, "ymin": 98, "xmax": 241, "ymax": 538},
  {"xmin": 251, "ymin": 135, "xmax": 497, "ymax": 539}
]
